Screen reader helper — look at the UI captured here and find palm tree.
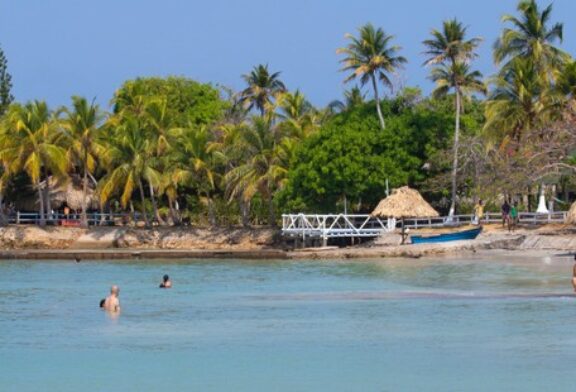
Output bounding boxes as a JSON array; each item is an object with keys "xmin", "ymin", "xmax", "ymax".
[
  {"xmin": 327, "ymin": 86, "xmax": 367, "ymax": 114},
  {"xmin": 210, "ymin": 122, "xmax": 253, "ymax": 226},
  {"xmin": 0, "ymin": 101, "xmax": 68, "ymax": 226},
  {"xmin": 98, "ymin": 117, "xmax": 160, "ymax": 227},
  {"xmin": 225, "ymin": 117, "xmax": 288, "ymax": 226},
  {"xmin": 493, "ymin": 0, "xmax": 568, "ymax": 75},
  {"xmin": 337, "ymin": 23, "xmax": 406, "ymax": 130},
  {"xmin": 423, "ymin": 19, "xmax": 484, "ymax": 217},
  {"xmin": 240, "ymin": 64, "xmax": 286, "ymax": 116},
  {"xmin": 171, "ymin": 125, "xmax": 221, "ymax": 226},
  {"xmin": 484, "ymin": 58, "xmax": 547, "ymax": 142},
  {"xmin": 423, "ymin": 19, "xmax": 481, "ymax": 66},
  {"xmin": 276, "ymin": 90, "xmax": 318, "ymax": 139},
  {"xmin": 143, "ymin": 97, "xmax": 179, "ymax": 225},
  {"xmin": 555, "ymin": 60, "xmax": 576, "ymax": 111},
  {"xmin": 61, "ymin": 96, "xmax": 105, "ymax": 227}
]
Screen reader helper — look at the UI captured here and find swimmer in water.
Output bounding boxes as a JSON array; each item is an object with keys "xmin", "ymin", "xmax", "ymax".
[
  {"xmin": 103, "ymin": 285, "xmax": 121, "ymax": 312},
  {"xmin": 159, "ymin": 274, "xmax": 172, "ymax": 289},
  {"xmin": 99, "ymin": 298, "xmax": 105, "ymax": 308}
]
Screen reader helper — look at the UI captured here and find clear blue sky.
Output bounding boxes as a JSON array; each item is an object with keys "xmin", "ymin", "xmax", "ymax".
[{"xmin": 1, "ymin": 0, "xmax": 575, "ymax": 110}]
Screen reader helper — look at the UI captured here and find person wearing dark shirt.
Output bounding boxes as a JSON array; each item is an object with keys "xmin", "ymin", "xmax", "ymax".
[{"xmin": 501, "ymin": 200, "xmax": 511, "ymax": 228}]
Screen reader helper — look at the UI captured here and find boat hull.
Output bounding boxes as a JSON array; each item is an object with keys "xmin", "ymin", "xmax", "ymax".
[{"xmin": 410, "ymin": 227, "xmax": 482, "ymax": 244}]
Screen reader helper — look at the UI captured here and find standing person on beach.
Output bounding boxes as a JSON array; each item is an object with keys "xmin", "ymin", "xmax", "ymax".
[
  {"xmin": 509, "ymin": 202, "xmax": 518, "ymax": 232},
  {"xmin": 501, "ymin": 200, "xmax": 511, "ymax": 228},
  {"xmin": 103, "ymin": 285, "xmax": 121, "ymax": 312},
  {"xmin": 474, "ymin": 200, "xmax": 484, "ymax": 225}
]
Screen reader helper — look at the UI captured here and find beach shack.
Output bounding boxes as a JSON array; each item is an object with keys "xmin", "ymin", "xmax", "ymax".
[
  {"xmin": 371, "ymin": 186, "xmax": 439, "ymax": 244},
  {"xmin": 12, "ymin": 176, "xmax": 98, "ymax": 225}
]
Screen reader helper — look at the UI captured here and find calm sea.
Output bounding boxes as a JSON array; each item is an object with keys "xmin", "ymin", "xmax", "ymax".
[{"xmin": 1, "ymin": 252, "xmax": 575, "ymax": 391}]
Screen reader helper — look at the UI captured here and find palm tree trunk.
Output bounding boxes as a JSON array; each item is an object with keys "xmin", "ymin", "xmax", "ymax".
[
  {"xmin": 43, "ymin": 174, "xmax": 52, "ymax": 224},
  {"xmin": 138, "ymin": 179, "xmax": 150, "ymax": 227},
  {"xmin": 0, "ymin": 187, "xmax": 6, "ymax": 227},
  {"xmin": 370, "ymin": 73, "xmax": 386, "ymax": 130},
  {"xmin": 208, "ymin": 199, "xmax": 216, "ymax": 227},
  {"xmin": 129, "ymin": 201, "xmax": 136, "ymax": 226},
  {"xmin": 239, "ymin": 197, "xmax": 250, "ymax": 227},
  {"xmin": 81, "ymin": 152, "xmax": 88, "ymax": 227},
  {"xmin": 267, "ymin": 187, "xmax": 276, "ymax": 227},
  {"xmin": 168, "ymin": 197, "xmax": 179, "ymax": 226},
  {"xmin": 148, "ymin": 182, "xmax": 164, "ymax": 225},
  {"xmin": 448, "ymin": 89, "xmax": 461, "ymax": 217},
  {"xmin": 37, "ymin": 181, "xmax": 46, "ymax": 227}
]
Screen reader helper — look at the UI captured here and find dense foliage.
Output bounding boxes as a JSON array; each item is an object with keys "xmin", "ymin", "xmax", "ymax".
[
  {"xmin": 0, "ymin": 0, "xmax": 575, "ymax": 228},
  {"xmin": 279, "ymin": 94, "xmax": 477, "ymax": 212},
  {"xmin": 113, "ymin": 77, "xmax": 227, "ymax": 127}
]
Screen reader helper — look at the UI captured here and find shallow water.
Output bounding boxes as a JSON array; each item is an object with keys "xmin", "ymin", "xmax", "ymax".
[{"xmin": 1, "ymin": 252, "xmax": 575, "ymax": 391}]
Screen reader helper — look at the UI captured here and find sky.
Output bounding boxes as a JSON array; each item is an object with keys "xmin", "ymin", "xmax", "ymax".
[{"xmin": 1, "ymin": 0, "xmax": 576, "ymax": 110}]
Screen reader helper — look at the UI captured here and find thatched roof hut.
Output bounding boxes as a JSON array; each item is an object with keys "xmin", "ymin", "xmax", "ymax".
[
  {"xmin": 371, "ymin": 186, "xmax": 439, "ymax": 218},
  {"xmin": 13, "ymin": 177, "xmax": 98, "ymax": 211},
  {"xmin": 50, "ymin": 181, "xmax": 98, "ymax": 210},
  {"xmin": 566, "ymin": 201, "xmax": 576, "ymax": 224}
]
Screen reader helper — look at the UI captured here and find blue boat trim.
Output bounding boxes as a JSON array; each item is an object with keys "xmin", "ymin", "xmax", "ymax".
[{"xmin": 410, "ymin": 226, "xmax": 482, "ymax": 244}]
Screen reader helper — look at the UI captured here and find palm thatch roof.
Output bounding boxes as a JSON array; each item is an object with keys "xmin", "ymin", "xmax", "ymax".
[
  {"xmin": 50, "ymin": 181, "xmax": 98, "ymax": 210},
  {"xmin": 371, "ymin": 186, "xmax": 439, "ymax": 218},
  {"xmin": 566, "ymin": 201, "xmax": 576, "ymax": 224},
  {"xmin": 14, "ymin": 176, "xmax": 98, "ymax": 211}
]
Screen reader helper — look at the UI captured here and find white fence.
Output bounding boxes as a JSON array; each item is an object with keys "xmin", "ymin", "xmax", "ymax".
[
  {"xmin": 282, "ymin": 211, "xmax": 568, "ymax": 240},
  {"xmin": 5, "ymin": 212, "xmax": 140, "ymax": 226}
]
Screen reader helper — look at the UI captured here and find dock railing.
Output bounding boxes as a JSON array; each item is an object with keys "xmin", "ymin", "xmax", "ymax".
[{"xmin": 282, "ymin": 211, "xmax": 568, "ymax": 240}]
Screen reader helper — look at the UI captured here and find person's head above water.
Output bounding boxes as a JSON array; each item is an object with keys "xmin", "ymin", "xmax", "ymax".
[
  {"xmin": 110, "ymin": 285, "xmax": 120, "ymax": 296},
  {"xmin": 99, "ymin": 299, "xmax": 105, "ymax": 308},
  {"xmin": 160, "ymin": 274, "xmax": 172, "ymax": 288}
]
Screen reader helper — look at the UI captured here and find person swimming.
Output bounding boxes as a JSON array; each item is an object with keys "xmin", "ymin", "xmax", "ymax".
[
  {"xmin": 159, "ymin": 274, "xmax": 172, "ymax": 289},
  {"xmin": 103, "ymin": 285, "xmax": 121, "ymax": 312},
  {"xmin": 99, "ymin": 298, "xmax": 105, "ymax": 308}
]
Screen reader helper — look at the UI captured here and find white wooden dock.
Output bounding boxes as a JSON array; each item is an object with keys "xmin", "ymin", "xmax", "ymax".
[{"xmin": 281, "ymin": 211, "xmax": 567, "ymax": 242}]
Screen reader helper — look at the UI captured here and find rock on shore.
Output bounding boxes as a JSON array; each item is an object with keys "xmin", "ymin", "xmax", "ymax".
[{"xmin": 0, "ymin": 226, "xmax": 278, "ymax": 250}]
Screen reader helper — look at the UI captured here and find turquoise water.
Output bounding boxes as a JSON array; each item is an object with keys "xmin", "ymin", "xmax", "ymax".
[{"xmin": 1, "ymin": 252, "xmax": 575, "ymax": 391}]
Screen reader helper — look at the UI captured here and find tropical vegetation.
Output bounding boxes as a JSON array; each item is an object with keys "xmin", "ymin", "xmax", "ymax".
[{"xmin": 0, "ymin": 0, "xmax": 575, "ymax": 228}]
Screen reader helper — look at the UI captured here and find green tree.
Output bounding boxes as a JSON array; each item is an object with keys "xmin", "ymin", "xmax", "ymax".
[
  {"xmin": 328, "ymin": 86, "xmax": 367, "ymax": 114},
  {"xmin": 0, "ymin": 101, "xmax": 68, "ymax": 226},
  {"xmin": 225, "ymin": 117, "xmax": 288, "ymax": 226},
  {"xmin": 484, "ymin": 58, "xmax": 547, "ymax": 142},
  {"xmin": 113, "ymin": 76, "xmax": 226, "ymax": 127},
  {"xmin": 276, "ymin": 90, "xmax": 318, "ymax": 139},
  {"xmin": 240, "ymin": 64, "xmax": 287, "ymax": 116},
  {"xmin": 555, "ymin": 60, "xmax": 576, "ymax": 110},
  {"xmin": 337, "ymin": 23, "xmax": 406, "ymax": 130},
  {"xmin": 98, "ymin": 118, "xmax": 160, "ymax": 227},
  {"xmin": 171, "ymin": 125, "xmax": 221, "ymax": 226},
  {"xmin": 493, "ymin": 0, "xmax": 568, "ymax": 74},
  {"xmin": 0, "ymin": 46, "xmax": 13, "ymax": 116},
  {"xmin": 429, "ymin": 63, "xmax": 485, "ymax": 215},
  {"xmin": 423, "ymin": 19, "xmax": 484, "ymax": 216},
  {"xmin": 279, "ymin": 100, "xmax": 455, "ymax": 213},
  {"xmin": 61, "ymin": 96, "xmax": 105, "ymax": 226}
]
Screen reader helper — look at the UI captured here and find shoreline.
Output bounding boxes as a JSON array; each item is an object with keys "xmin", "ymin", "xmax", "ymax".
[{"xmin": 0, "ymin": 224, "xmax": 573, "ymax": 261}]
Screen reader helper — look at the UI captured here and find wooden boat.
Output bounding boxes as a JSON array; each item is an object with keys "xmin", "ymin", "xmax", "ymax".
[{"xmin": 410, "ymin": 226, "xmax": 482, "ymax": 244}]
